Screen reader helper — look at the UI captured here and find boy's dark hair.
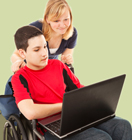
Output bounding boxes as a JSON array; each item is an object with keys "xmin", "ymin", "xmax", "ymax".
[{"xmin": 14, "ymin": 25, "xmax": 43, "ymax": 51}]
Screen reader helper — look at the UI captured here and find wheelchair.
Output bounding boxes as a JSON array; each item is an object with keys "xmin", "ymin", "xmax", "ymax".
[
  {"xmin": 0, "ymin": 64, "xmax": 74, "ymax": 140},
  {"xmin": 0, "ymin": 92, "xmax": 46, "ymax": 140}
]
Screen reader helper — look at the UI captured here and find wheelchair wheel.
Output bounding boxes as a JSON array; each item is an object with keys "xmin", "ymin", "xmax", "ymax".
[
  {"xmin": 3, "ymin": 114, "xmax": 28, "ymax": 140},
  {"xmin": 3, "ymin": 120, "xmax": 18, "ymax": 140}
]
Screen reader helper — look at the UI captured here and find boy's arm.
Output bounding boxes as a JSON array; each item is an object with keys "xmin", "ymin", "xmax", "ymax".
[
  {"xmin": 12, "ymin": 73, "xmax": 62, "ymax": 120},
  {"xmin": 18, "ymin": 99, "xmax": 62, "ymax": 120}
]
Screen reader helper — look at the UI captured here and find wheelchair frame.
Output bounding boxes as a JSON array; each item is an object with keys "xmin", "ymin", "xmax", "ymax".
[{"xmin": 1, "ymin": 112, "xmax": 45, "ymax": 140}]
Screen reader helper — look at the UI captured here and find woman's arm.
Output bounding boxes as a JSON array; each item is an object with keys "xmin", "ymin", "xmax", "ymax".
[
  {"xmin": 61, "ymin": 28, "xmax": 77, "ymax": 64},
  {"xmin": 61, "ymin": 48, "xmax": 74, "ymax": 64},
  {"xmin": 11, "ymin": 50, "xmax": 25, "ymax": 73},
  {"xmin": 18, "ymin": 99, "xmax": 62, "ymax": 120}
]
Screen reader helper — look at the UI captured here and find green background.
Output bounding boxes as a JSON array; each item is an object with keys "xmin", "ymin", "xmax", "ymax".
[{"xmin": 0, "ymin": 0, "xmax": 132, "ymax": 139}]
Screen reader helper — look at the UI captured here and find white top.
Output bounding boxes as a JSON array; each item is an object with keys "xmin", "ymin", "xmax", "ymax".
[{"xmin": 49, "ymin": 48, "xmax": 58, "ymax": 54}]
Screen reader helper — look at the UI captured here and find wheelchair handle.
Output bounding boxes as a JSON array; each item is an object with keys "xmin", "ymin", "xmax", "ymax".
[{"xmin": 65, "ymin": 63, "xmax": 74, "ymax": 73}]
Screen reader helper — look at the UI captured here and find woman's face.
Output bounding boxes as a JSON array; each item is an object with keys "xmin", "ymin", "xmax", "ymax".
[{"xmin": 47, "ymin": 8, "xmax": 71, "ymax": 35}]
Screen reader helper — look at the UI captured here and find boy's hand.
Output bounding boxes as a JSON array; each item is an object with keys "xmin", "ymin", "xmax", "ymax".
[
  {"xmin": 11, "ymin": 60, "xmax": 25, "ymax": 73},
  {"xmin": 61, "ymin": 54, "xmax": 73, "ymax": 65}
]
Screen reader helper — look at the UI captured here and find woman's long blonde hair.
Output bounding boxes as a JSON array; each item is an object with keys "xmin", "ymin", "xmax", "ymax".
[{"xmin": 42, "ymin": 0, "xmax": 73, "ymax": 41}]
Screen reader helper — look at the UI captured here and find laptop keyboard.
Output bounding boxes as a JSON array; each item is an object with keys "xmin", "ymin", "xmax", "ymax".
[{"xmin": 45, "ymin": 120, "xmax": 61, "ymax": 135}]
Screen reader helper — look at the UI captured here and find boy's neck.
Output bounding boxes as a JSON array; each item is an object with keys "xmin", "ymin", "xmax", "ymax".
[{"xmin": 26, "ymin": 63, "xmax": 48, "ymax": 71}]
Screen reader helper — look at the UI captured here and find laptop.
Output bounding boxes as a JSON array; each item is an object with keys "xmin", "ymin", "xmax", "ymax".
[{"xmin": 39, "ymin": 74, "xmax": 126, "ymax": 139}]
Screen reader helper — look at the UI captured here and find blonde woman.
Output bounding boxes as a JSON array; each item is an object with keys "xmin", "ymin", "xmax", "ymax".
[{"xmin": 11, "ymin": 0, "xmax": 77, "ymax": 73}]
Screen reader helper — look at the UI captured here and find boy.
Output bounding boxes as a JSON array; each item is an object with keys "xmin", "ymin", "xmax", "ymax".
[{"xmin": 11, "ymin": 25, "xmax": 132, "ymax": 140}]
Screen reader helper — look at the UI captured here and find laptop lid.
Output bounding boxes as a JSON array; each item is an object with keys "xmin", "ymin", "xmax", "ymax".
[{"xmin": 59, "ymin": 74, "xmax": 126, "ymax": 136}]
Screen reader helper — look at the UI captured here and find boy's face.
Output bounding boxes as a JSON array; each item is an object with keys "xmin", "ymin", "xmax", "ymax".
[{"xmin": 24, "ymin": 35, "xmax": 48, "ymax": 70}]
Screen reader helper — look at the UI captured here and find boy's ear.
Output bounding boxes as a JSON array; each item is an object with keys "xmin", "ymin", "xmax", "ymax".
[{"xmin": 18, "ymin": 49, "xmax": 26, "ymax": 59}]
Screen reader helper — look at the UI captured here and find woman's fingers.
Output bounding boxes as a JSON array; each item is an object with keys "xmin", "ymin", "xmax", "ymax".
[
  {"xmin": 11, "ymin": 60, "xmax": 25, "ymax": 73},
  {"xmin": 61, "ymin": 54, "xmax": 73, "ymax": 64}
]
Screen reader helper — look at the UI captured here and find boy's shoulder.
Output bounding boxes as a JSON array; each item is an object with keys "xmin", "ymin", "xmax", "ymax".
[{"xmin": 12, "ymin": 66, "xmax": 28, "ymax": 80}]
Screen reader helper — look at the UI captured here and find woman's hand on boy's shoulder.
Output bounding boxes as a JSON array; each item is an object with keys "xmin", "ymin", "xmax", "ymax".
[{"xmin": 11, "ymin": 59, "xmax": 25, "ymax": 73}]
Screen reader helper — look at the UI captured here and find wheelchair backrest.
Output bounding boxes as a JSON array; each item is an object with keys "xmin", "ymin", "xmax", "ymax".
[{"xmin": 0, "ymin": 76, "xmax": 19, "ymax": 120}]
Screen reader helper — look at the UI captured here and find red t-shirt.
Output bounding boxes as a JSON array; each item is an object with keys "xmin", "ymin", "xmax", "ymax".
[{"xmin": 12, "ymin": 59, "xmax": 84, "ymax": 105}]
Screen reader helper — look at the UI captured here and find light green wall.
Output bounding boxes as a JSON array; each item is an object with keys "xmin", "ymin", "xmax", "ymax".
[{"xmin": 0, "ymin": 0, "xmax": 132, "ymax": 139}]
